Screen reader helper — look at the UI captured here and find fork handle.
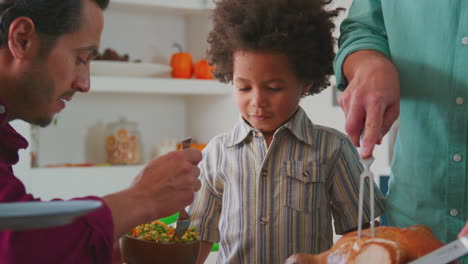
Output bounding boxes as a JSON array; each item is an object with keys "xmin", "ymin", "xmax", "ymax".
[{"xmin": 178, "ymin": 210, "xmax": 190, "ymax": 220}]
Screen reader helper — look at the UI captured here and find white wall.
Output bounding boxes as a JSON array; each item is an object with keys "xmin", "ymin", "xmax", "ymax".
[
  {"xmin": 37, "ymin": 93, "xmax": 187, "ymax": 166},
  {"xmin": 101, "ymin": 9, "xmax": 186, "ymax": 65}
]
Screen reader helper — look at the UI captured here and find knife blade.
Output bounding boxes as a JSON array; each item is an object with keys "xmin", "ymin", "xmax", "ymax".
[{"xmin": 408, "ymin": 235, "xmax": 468, "ymax": 264}]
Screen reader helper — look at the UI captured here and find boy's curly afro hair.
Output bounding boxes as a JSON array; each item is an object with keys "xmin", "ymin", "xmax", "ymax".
[{"xmin": 207, "ymin": 0, "xmax": 342, "ymax": 96}]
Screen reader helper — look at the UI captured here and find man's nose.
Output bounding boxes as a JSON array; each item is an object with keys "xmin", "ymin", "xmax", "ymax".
[{"xmin": 72, "ymin": 66, "xmax": 91, "ymax": 93}]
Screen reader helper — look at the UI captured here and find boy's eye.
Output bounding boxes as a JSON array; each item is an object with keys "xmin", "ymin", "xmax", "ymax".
[
  {"xmin": 238, "ymin": 87, "xmax": 251, "ymax": 91},
  {"xmin": 269, "ymin": 87, "xmax": 282, "ymax": 91}
]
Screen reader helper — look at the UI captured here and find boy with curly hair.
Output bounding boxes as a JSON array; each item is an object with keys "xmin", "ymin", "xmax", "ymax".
[{"xmin": 189, "ymin": 0, "xmax": 386, "ymax": 263}]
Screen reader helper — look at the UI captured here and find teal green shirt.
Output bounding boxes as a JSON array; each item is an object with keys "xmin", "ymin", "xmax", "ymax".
[{"xmin": 334, "ymin": 0, "xmax": 468, "ymax": 260}]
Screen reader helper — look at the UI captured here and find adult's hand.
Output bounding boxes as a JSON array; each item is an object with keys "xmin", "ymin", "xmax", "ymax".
[
  {"xmin": 340, "ymin": 50, "xmax": 400, "ymax": 158},
  {"xmin": 130, "ymin": 148, "xmax": 202, "ymax": 217},
  {"xmin": 459, "ymin": 221, "xmax": 468, "ymax": 238},
  {"xmin": 104, "ymin": 148, "xmax": 202, "ymax": 237}
]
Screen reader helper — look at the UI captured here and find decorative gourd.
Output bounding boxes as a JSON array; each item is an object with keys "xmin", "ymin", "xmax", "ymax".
[
  {"xmin": 170, "ymin": 43, "xmax": 193, "ymax": 78},
  {"xmin": 194, "ymin": 59, "xmax": 215, "ymax": 79}
]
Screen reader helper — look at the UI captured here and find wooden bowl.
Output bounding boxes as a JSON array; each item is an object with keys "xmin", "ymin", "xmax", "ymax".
[{"xmin": 120, "ymin": 235, "xmax": 200, "ymax": 264}]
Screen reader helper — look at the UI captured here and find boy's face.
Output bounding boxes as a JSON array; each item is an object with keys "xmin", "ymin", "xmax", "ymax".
[
  {"xmin": 12, "ymin": 0, "xmax": 103, "ymax": 127},
  {"xmin": 233, "ymin": 51, "xmax": 309, "ymax": 137}
]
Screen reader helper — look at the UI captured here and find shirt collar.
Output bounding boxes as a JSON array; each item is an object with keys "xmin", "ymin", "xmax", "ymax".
[
  {"xmin": 226, "ymin": 107, "xmax": 315, "ymax": 147},
  {"xmin": 281, "ymin": 107, "xmax": 315, "ymax": 145},
  {"xmin": 225, "ymin": 116, "xmax": 254, "ymax": 147},
  {"xmin": 0, "ymin": 98, "xmax": 8, "ymax": 125}
]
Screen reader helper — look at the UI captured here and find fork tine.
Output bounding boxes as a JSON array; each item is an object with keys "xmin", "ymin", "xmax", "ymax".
[{"xmin": 357, "ymin": 156, "xmax": 375, "ymax": 238}]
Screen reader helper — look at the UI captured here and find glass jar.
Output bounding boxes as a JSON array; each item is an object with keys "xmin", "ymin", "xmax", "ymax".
[{"xmin": 105, "ymin": 117, "xmax": 142, "ymax": 165}]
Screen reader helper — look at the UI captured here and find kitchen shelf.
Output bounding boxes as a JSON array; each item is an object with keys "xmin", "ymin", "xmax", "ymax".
[
  {"xmin": 108, "ymin": 0, "xmax": 213, "ymax": 14},
  {"xmin": 30, "ymin": 165, "xmax": 143, "ymax": 178},
  {"xmin": 30, "ymin": 166, "xmax": 144, "ymax": 199},
  {"xmin": 90, "ymin": 76, "xmax": 231, "ymax": 96}
]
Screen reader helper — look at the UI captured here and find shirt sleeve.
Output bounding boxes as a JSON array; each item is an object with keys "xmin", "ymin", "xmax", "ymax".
[
  {"xmin": 0, "ymin": 166, "xmax": 114, "ymax": 264},
  {"xmin": 328, "ymin": 138, "xmax": 386, "ymax": 235},
  {"xmin": 333, "ymin": 0, "xmax": 391, "ymax": 90},
  {"xmin": 188, "ymin": 140, "xmax": 223, "ymax": 243}
]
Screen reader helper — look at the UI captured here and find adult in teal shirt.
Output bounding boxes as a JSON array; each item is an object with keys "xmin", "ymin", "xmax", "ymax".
[{"xmin": 334, "ymin": 0, "xmax": 468, "ymax": 262}]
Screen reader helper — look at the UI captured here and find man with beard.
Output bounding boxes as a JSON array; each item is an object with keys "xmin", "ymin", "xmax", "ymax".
[{"xmin": 0, "ymin": 0, "xmax": 202, "ymax": 263}]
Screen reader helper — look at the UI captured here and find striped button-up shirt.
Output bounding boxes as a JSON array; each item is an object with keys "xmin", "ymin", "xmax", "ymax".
[{"xmin": 189, "ymin": 107, "xmax": 385, "ymax": 263}]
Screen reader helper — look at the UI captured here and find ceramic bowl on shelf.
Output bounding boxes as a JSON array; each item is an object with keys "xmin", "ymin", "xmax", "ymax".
[{"xmin": 120, "ymin": 235, "xmax": 200, "ymax": 264}]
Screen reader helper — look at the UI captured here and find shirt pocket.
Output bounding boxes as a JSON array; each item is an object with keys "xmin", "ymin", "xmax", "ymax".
[{"xmin": 282, "ymin": 161, "xmax": 327, "ymax": 213}]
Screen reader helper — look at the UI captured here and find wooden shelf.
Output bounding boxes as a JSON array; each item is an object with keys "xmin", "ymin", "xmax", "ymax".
[
  {"xmin": 108, "ymin": 0, "xmax": 213, "ymax": 14},
  {"xmin": 90, "ymin": 76, "xmax": 231, "ymax": 96}
]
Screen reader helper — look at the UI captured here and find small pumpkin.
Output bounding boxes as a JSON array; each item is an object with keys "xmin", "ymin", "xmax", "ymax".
[
  {"xmin": 170, "ymin": 43, "xmax": 193, "ymax": 79},
  {"xmin": 194, "ymin": 59, "xmax": 215, "ymax": 79}
]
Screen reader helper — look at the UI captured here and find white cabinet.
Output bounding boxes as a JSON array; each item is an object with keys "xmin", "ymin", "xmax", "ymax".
[{"xmin": 13, "ymin": 1, "xmax": 238, "ymax": 201}]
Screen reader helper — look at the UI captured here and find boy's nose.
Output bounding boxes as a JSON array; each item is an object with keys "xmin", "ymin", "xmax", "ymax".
[{"xmin": 251, "ymin": 90, "xmax": 267, "ymax": 107}]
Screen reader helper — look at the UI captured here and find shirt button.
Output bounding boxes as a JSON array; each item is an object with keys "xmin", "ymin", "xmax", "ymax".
[
  {"xmin": 456, "ymin": 97, "xmax": 464, "ymax": 105},
  {"xmin": 450, "ymin": 209, "xmax": 458, "ymax": 217},
  {"xmin": 0, "ymin": 105, "xmax": 5, "ymax": 114},
  {"xmin": 453, "ymin": 154, "xmax": 462, "ymax": 162},
  {"xmin": 260, "ymin": 217, "xmax": 268, "ymax": 224},
  {"xmin": 462, "ymin": 37, "xmax": 468, "ymax": 45}
]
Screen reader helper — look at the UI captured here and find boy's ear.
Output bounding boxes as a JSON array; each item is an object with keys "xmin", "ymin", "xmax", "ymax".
[
  {"xmin": 302, "ymin": 82, "xmax": 313, "ymax": 95},
  {"xmin": 8, "ymin": 17, "xmax": 39, "ymax": 60}
]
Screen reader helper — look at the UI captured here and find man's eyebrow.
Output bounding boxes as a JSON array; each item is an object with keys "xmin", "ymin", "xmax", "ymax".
[{"xmin": 77, "ymin": 45, "xmax": 99, "ymax": 57}]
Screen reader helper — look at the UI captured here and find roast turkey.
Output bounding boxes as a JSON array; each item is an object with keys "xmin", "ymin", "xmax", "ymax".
[{"xmin": 285, "ymin": 225, "xmax": 445, "ymax": 264}]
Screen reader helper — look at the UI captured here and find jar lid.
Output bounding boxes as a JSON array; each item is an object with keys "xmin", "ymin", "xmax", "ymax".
[{"xmin": 106, "ymin": 117, "xmax": 138, "ymax": 129}]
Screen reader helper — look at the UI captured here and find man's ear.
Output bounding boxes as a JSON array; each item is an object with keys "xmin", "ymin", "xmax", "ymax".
[{"xmin": 8, "ymin": 17, "xmax": 39, "ymax": 60}]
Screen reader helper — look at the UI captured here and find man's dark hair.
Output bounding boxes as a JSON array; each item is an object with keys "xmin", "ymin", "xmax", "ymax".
[
  {"xmin": 208, "ymin": 0, "xmax": 342, "ymax": 96},
  {"xmin": 0, "ymin": 0, "xmax": 109, "ymax": 52}
]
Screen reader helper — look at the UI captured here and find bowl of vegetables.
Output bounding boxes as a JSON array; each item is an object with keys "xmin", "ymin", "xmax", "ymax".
[{"xmin": 120, "ymin": 220, "xmax": 200, "ymax": 264}]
